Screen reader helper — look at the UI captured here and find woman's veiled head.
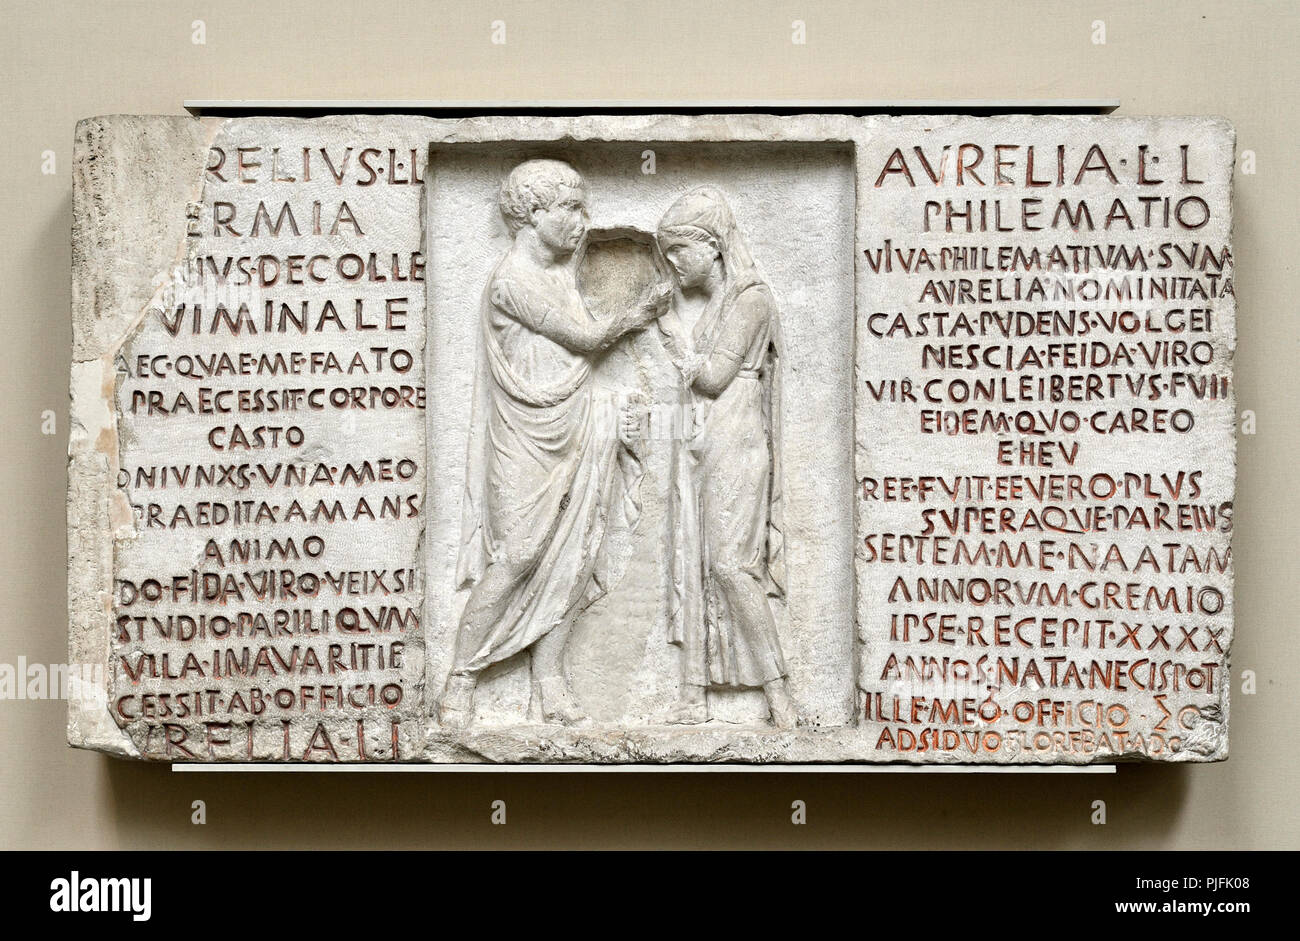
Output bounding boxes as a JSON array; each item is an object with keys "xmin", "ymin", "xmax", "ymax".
[{"xmin": 656, "ymin": 186, "xmax": 759, "ymax": 291}]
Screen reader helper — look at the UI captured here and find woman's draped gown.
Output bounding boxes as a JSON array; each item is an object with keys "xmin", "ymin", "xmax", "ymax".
[{"xmin": 666, "ymin": 276, "xmax": 786, "ymax": 689}]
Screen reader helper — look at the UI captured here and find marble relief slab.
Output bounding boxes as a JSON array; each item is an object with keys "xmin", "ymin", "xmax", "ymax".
[{"xmin": 67, "ymin": 113, "xmax": 1234, "ymax": 763}]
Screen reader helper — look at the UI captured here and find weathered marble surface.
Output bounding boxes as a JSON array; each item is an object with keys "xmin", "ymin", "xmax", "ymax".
[{"xmin": 69, "ymin": 113, "xmax": 1234, "ymax": 762}]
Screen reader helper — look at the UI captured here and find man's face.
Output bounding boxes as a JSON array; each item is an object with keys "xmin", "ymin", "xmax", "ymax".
[{"xmin": 531, "ymin": 184, "xmax": 588, "ymax": 255}]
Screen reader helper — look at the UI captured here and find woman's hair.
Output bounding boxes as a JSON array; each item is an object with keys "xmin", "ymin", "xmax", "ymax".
[
  {"xmin": 656, "ymin": 223, "xmax": 718, "ymax": 248},
  {"xmin": 498, "ymin": 159, "xmax": 585, "ymax": 234}
]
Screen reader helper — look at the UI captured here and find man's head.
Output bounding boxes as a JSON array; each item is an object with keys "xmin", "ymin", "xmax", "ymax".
[{"xmin": 499, "ymin": 159, "xmax": 588, "ymax": 255}]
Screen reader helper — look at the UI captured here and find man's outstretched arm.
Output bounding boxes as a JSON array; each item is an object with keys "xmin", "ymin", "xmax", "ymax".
[{"xmin": 493, "ymin": 277, "xmax": 668, "ymax": 354}]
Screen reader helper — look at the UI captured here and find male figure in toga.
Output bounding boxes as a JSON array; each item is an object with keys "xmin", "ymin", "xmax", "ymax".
[{"xmin": 438, "ymin": 159, "xmax": 670, "ymax": 728}]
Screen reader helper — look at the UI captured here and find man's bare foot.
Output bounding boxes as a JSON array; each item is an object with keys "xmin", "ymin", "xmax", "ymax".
[
  {"xmin": 538, "ymin": 677, "xmax": 591, "ymax": 726},
  {"xmin": 438, "ymin": 673, "xmax": 476, "ymax": 729},
  {"xmin": 764, "ymin": 679, "xmax": 797, "ymax": 729}
]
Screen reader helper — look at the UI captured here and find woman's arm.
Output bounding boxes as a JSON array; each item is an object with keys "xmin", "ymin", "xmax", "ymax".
[{"xmin": 691, "ymin": 287, "xmax": 771, "ymax": 398}]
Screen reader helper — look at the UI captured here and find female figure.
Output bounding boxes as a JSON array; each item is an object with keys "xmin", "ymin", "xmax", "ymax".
[{"xmin": 655, "ymin": 187, "xmax": 796, "ymax": 728}]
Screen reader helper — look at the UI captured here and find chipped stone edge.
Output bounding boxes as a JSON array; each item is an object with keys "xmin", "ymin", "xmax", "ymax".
[{"xmin": 68, "ymin": 115, "xmax": 223, "ymax": 757}]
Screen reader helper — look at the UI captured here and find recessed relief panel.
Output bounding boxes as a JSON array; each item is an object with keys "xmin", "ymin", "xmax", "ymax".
[{"xmin": 423, "ymin": 142, "xmax": 858, "ymax": 760}]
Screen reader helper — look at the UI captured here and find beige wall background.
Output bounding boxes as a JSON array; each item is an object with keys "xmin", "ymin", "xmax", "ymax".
[{"xmin": 1, "ymin": 0, "xmax": 1295, "ymax": 850}]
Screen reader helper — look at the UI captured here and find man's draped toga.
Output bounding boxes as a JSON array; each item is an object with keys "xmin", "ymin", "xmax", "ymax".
[{"xmin": 454, "ymin": 252, "xmax": 643, "ymax": 674}]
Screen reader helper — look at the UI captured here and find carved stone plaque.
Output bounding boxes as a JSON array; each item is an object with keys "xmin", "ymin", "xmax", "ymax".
[{"xmin": 69, "ymin": 114, "xmax": 1234, "ymax": 762}]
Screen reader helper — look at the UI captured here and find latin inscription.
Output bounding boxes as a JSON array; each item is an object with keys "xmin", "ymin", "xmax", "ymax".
[
  {"xmin": 857, "ymin": 125, "xmax": 1234, "ymax": 761},
  {"xmin": 109, "ymin": 136, "xmax": 428, "ymax": 760}
]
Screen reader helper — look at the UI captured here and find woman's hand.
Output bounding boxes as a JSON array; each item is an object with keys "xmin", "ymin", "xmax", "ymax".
[{"xmin": 656, "ymin": 317, "xmax": 703, "ymax": 382}]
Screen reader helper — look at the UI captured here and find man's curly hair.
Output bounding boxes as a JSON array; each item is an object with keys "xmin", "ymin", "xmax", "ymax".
[{"xmin": 498, "ymin": 159, "xmax": 585, "ymax": 234}]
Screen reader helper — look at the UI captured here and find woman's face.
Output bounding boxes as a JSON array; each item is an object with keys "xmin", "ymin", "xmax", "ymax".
[{"xmin": 661, "ymin": 236, "xmax": 720, "ymax": 290}]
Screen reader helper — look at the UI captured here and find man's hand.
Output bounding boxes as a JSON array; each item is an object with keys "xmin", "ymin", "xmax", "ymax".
[
  {"xmin": 627, "ymin": 281, "xmax": 673, "ymax": 331},
  {"xmin": 645, "ymin": 280, "xmax": 673, "ymax": 313},
  {"xmin": 618, "ymin": 393, "xmax": 648, "ymax": 458},
  {"xmin": 598, "ymin": 282, "xmax": 672, "ymax": 349}
]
